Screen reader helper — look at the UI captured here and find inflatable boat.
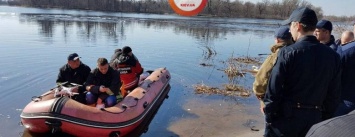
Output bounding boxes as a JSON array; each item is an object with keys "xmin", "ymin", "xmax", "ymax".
[{"xmin": 20, "ymin": 68, "xmax": 171, "ymax": 137}]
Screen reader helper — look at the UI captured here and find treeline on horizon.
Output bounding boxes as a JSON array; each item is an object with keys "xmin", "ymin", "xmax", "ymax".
[{"xmin": 3, "ymin": 0, "xmax": 354, "ymax": 22}]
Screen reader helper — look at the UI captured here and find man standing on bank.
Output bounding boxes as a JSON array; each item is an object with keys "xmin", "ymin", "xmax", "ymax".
[
  {"xmin": 263, "ymin": 7, "xmax": 341, "ymax": 137},
  {"xmin": 253, "ymin": 26, "xmax": 293, "ymax": 114},
  {"xmin": 314, "ymin": 20, "xmax": 338, "ymax": 51},
  {"xmin": 56, "ymin": 53, "xmax": 91, "ymax": 104}
]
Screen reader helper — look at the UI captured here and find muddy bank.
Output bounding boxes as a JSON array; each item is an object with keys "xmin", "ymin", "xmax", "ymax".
[{"xmin": 168, "ymin": 96, "xmax": 264, "ymax": 137}]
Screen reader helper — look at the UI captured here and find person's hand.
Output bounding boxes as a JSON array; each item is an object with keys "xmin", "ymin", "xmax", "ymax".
[
  {"xmin": 99, "ymin": 86, "xmax": 106, "ymax": 92},
  {"xmin": 259, "ymin": 100, "xmax": 265, "ymax": 115},
  {"xmin": 96, "ymin": 98, "xmax": 103, "ymax": 104},
  {"xmin": 260, "ymin": 106, "xmax": 265, "ymax": 114},
  {"xmin": 71, "ymin": 86, "xmax": 79, "ymax": 93}
]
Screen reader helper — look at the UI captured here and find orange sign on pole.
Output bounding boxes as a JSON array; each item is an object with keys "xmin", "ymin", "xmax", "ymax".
[{"xmin": 169, "ymin": 0, "xmax": 208, "ymax": 16}]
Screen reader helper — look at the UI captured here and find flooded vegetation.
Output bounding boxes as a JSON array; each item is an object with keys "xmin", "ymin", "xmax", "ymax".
[
  {"xmin": 194, "ymin": 83, "xmax": 250, "ymax": 97},
  {"xmin": 194, "ymin": 54, "xmax": 261, "ymax": 97}
]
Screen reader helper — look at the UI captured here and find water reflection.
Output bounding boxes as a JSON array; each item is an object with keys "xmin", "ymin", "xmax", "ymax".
[
  {"xmin": 19, "ymin": 14, "xmax": 128, "ymax": 45},
  {"xmin": 37, "ymin": 20, "xmax": 55, "ymax": 38},
  {"xmin": 76, "ymin": 21, "xmax": 98, "ymax": 43},
  {"xmin": 19, "ymin": 13, "xmax": 277, "ymax": 47},
  {"xmin": 62, "ymin": 21, "xmax": 74, "ymax": 43}
]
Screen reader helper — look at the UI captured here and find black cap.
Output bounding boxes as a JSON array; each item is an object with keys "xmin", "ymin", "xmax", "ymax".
[
  {"xmin": 316, "ymin": 20, "xmax": 333, "ymax": 32},
  {"xmin": 122, "ymin": 46, "xmax": 132, "ymax": 55},
  {"xmin": 67, "ymin": 53, "xmax": 80, "ymax": 61},
  {"xmin": 275, "ymin": 26, "xmax": 292, "ymax": 40},
  {"xmin": 281, "ymin": 7, "xmax": 318, "ymax": 26}
]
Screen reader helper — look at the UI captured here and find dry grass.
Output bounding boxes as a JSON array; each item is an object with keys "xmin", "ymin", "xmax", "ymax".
[
  {"xmin": 193, "ymin": 52, "xmax": 260, "ymax": 97},
  {"xmin": 224, "ymin": 63, "xmax": 245, "ymax": 78},
  {"xmin": 223, "ymin": 84, "xmax": 251, "ymax": 97},
  {"xmin": 194, "ymin": 84, "xmax": 222, "ymax": 94},
  {"xmin": 223, "ymin": 56, "xmax": 247, "ymax": 79},
  {"xmin": 194, "ymin": 83, "xmax": 251, "ymax": 97},
  {"xmin": 232, "ymin": 56, "xmax": 262, "ymax": 65}
]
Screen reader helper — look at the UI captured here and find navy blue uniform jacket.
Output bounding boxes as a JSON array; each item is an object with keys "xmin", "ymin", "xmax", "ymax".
[
  {"xmin": 264, "ymin": 35, "xmax": 341, "ymax": 121},
  {"xmin": 337, "ymin": 41, "xmax": 355, "ymax": 103}
]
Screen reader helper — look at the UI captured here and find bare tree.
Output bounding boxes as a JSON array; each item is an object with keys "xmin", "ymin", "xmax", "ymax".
[
  {"xmin": 256, "ymin": 0, "xmax": 270, "ymax": 18},
  {"xmin": 14, "ymin": 0, "xmax": 329, "ymax": 20},
  {"xmin": 243, "ymin": 2, "xmax": 255, "ymax": 18}
]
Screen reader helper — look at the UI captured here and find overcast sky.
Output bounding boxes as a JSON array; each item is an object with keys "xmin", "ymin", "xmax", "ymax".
[{"xmin": 243, "ymin": 0, "xmax": 354, "ymax": 16}]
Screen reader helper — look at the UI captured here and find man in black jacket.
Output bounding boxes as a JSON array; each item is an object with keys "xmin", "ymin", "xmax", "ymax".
[
  {"xmin": 85, "ymin": 58, "xmax": 122, "ymax": 108},
  {"xmin": 57, "ymin": 53, "xmax": 91, "ymax": 104},
  {"xmin": 263, "ymin": 7, "xmax": 341, "ymax": 137},
  {"xmin": 334, "ymin": 40, "xmax": 355, "ymax": 116},
  {"xmin": 314, "ymin": 20, "xmax": 338, "ymax": 51}
]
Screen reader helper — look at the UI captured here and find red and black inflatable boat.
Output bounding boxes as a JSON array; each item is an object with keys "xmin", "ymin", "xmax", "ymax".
[{"xmin": 20, "ymin": 68, "xmax": 171, "ymax": 137}]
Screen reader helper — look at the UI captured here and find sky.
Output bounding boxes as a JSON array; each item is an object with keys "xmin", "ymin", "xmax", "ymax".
[{"xmin": 244, "ymin": 0, "xmax": 354, "ymax": 16}]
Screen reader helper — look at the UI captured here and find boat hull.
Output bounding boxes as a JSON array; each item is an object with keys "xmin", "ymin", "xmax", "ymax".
[{"xmin": 21, "ymin": 68, "xmax": 171, "ymax": 137}]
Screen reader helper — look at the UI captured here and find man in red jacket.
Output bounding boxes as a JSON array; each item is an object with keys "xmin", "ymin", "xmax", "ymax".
[{"xmin": 110, "ymin": 46, "xmax": 143, "ymax": 97}]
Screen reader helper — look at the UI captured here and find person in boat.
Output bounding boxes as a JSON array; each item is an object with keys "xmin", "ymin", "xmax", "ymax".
[
  {"xmin": 253, "ymin": 26, "xmax": 293, "ymax": 114},
  {"xmin": 85, "ymin": 58, "xmax": 122, "ymax": 109},
  {"xmin": 263, "ymin": 7, "xmax": 341, "ymax": 137},
  {"xmin": 110, "ymin": 46, "xmax": 143, "ymax": 97},
  {"xmin": 56, "ymin": 53, "xmax": 91, "ymax": 104},
  {"xmin": 314, "ymin": 20, "xmax": 338, "ymax": 51}
]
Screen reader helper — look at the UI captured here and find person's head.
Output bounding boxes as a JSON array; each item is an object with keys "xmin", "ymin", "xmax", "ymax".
[
  {"xmin": 281, "ymin": 7, "xmax": 318, "ymax": 41},
  {"xmin": 67, "ymin": 53, "xmax": 81, "ymax": 69},
  {"xmin": 274, "ymin": 26, "xmax": 292, "ymax": 44},
  {"xmin": 314, "ymin": 20, "xmax": 333, "ymax": 43},
  {"xmin": 114, "ymin": 48, "xmax": 122, "ymax": 53},
  {"xmin": 97, "ymin": 58, "xmax": 109, "ymax": 74},
  {"xmin": 353, "ymin": 20, "xmax": 355, "ymax": 34},
  {"xmin": 122, "ymin": 46, "xmax": 132, "ymax": 56},
  {"xmin": 341, "ymin": 30, "xmax": 354, "ymax": 45}
]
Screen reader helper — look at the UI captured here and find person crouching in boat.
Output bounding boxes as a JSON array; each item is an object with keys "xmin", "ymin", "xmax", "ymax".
[
  {"xmin": 85, "ymin": 58, "xmax": 122, "ymax": 109},
  {"xmin": 110, "ymin": 46, "xmax": 143, "ymax": 97}
]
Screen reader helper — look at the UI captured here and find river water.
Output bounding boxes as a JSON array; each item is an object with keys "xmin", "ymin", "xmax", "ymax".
[{"xmin": 0, "ymin": 5, "xmax": 281, "ymax": 137}]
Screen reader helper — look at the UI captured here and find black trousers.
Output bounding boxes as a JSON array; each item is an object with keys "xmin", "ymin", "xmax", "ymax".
[
  {"xmin": 72, "ymin": 92, "xmax": 87, "ymax": 104},
  {"xmin": 264, "ymin": 109, "xmax": 322, "ymax": 137}
]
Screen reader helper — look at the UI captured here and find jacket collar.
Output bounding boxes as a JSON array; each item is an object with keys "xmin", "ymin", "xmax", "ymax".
[
  {"xmin": 324, "ymin": 35, "xmax": 336, "ymax": 46},
  {"xmin": 296, "ymin": 35, "xmax": 318, "ymax": 43},
  {"xmin": 270, "ymin": 41, "xmax": 292, "ymax": 53}
]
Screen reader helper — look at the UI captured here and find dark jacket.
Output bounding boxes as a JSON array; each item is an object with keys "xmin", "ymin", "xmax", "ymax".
[
  {"xmin": 337, "ymin": 41, "xmax": 355, "ymax": 103},
  {"xmin": 264, "ymin": 35, "xmax": 341, "ymax": 121},
  {"xmin": 325, "ymin": 35, "xmax": 338, "ymax": 51},
  {"xmin": 56, "ymin": 62, "xmax": 91, "ymax": 91},
  {"xmin": 110, "ymin": 53, "xmax": 143, "ymax": 90},
  {"xmin": 85, "ymin": 67, "xmax": 121, "ymax": 96}
]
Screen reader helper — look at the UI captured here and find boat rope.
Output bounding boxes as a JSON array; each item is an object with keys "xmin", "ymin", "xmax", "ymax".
[{"xmin": 100, "ymin": 105, "xmax": 127, "ymax": 114}]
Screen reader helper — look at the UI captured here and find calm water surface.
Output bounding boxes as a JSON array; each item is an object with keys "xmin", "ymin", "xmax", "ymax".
[{"xmin": 0, "ymin": 5, "xmax": 281, "ymax": 137}]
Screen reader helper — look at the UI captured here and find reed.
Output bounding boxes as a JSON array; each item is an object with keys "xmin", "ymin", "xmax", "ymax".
[{"xmin": 193, "ymin": 83, "xmax": 250, "ymax": 97}]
